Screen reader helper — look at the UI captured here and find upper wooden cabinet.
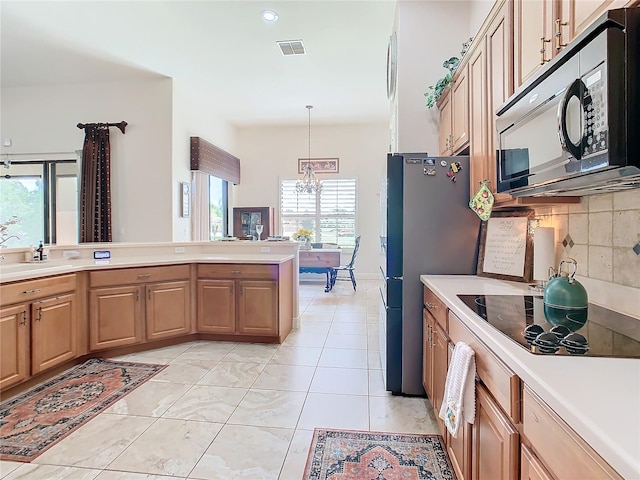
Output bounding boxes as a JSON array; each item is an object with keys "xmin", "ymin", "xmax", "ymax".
[
  {"xmin": 559, "ymin": 0, "xmax": 631, "ymax": 48},
  {"xmin": 438, "ymin": 67, "xmax": 470, "ymax": 156},
  {"xmin": 513, "ymin": 0, "xmax": 555, "ymax": 89}
]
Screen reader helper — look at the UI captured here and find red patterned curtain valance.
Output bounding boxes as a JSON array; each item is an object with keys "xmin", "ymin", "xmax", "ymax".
[{"xmin": 190, "ymin": 137, "xmax": 241, "ymax": 184}]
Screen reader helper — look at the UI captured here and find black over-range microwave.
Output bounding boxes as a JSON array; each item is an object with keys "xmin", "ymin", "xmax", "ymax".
[{"xmin": 496, "ymin": 7, "xmax": 639, "ymax": 197}]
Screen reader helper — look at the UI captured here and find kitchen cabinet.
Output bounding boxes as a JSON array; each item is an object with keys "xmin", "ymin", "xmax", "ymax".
[
  {"xmin": 468, "ymin": 38, "xmax": 488, "ymax": 196},
  {"xmin": 558, "ymin": 0, "xmax": 630, "ymax": 50},
  {"xmin": 197, "ymin": 260, "xmax": 293, "ymax": 342},
  {"xmin": 514, "ymin": 0, "xmax": 555, "ymax": 89},
  {"xmin": 88, "ymin": 265, "xmax": 191, "ymax": 351},
  {"xmin": 0, "ymin": 274, "xmax": 77, "ymax": 391},
  {"xmin": 522, "ymin": 386, "xmax": 624, "ymax": 480},
  {"xmin": 437, "ymin": 66, "xmax": 469, "ymax": 156},
  {"xmin": 521, "ymin": 445, "xmax": 554, "ymax": 480},
  {"xmin": 473, "ymin": 383, "xmax": 519, "ymax": 480},
  {"xmin": 445, "ymin": 341, "xmax": 472, "ymax": 480}
]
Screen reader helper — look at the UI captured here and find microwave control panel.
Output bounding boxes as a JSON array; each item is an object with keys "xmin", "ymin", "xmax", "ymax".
[{"xmin": 582, "ymin": 66, "xmax": 608, "ymax": 158}]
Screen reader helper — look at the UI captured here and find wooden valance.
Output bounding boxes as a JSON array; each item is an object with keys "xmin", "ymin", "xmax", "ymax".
[{"xmin": 190, "ymin": 136, "xmax": 241, "ymax": 184}]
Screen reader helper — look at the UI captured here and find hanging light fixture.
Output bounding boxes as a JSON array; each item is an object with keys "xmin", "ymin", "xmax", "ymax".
[{"xmin": 295, "ymin": 105, "xmax": 322, "ymax": 195}]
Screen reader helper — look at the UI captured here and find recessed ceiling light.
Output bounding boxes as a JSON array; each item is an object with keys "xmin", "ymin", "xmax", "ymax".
[{"xmin": 262, "ymin": 10, "xmax": 279, "ymax": 23}]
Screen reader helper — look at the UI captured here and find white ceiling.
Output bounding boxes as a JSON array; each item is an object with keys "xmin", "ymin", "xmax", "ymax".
[{"xmin": 1, "ymin": 1, "xmax": 397, "ymax": 127}]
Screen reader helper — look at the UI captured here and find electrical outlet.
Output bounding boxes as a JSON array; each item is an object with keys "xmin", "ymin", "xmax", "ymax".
[
  {"xmin": 260, "ymin": 246, "xmax": 271, "ymax": 253},
  {"xmin": 175, "ymin": 246, "xmax": 186, "ymax": 254},
  {"xmin": 62, "ymin": 250, "xmax": 80, "ymax": 259}
]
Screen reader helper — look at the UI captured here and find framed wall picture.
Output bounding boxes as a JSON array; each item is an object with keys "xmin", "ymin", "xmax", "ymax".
[
  {"xmin": 477, "ymin": 209, "xmax": 534, "ymax": 283},
  {"xmin": 181, "ymin": 182, "xmax": 190, "ymax": 217},
  {"xmin": 297, "ymin": 158, "xmax": 339, "ymax": 174}
]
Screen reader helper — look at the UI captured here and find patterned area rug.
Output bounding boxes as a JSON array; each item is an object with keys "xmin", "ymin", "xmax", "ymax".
[
  {"xmin": 303, "ymin": 429, "xmax": 456, "ymax": 480},
  {"xmin": 0, "ymin": 358, "xmax": 166, "ymax": 462}
]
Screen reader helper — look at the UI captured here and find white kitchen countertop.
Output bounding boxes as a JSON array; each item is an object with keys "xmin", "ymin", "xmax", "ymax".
[
  {"xmin": 0, "ymin": 253, "xmax": 295, "ymax": 283},
  {"xmin": 421, "ymin": 275, "xmax": 640, "ymax": 480}
]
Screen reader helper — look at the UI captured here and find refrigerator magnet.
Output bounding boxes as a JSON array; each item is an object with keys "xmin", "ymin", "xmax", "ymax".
[
  {"xmin": 440, "ymin": 160, "xmax": 448, "ymax": 167},
  {"xmin": 424, "ymin": 167, "xmax": 436, "ymax": 176}
]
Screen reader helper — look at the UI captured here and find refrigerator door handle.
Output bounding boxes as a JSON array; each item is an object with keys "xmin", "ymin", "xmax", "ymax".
[{"xmin": 379, "ymin": 287, "xmax": 387, "ymax": 309}]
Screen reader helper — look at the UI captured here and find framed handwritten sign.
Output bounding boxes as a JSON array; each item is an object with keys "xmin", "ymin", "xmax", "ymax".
[{"xmin": 477, "ymin": 210, "xmax": 534, "ymax": 283}]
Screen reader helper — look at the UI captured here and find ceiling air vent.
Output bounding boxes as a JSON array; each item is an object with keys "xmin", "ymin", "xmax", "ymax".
[{"xmin": 277, "ymin": 40, "xmax": 306, "ymax": 56}]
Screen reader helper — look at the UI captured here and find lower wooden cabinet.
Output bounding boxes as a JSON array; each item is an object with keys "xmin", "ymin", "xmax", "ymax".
[
  {"xmin": 1, "ymin": 274, "xmax": 77, "ymax": 390},
  {"xmin": 88, "ymin": 266, "xmax": 191, "ymax": 351},
  {"xmin": 31, "ymin": 293, "xmax": 77, "ymax": 374},
  {"xmin": 521, "ymin": 444, "xmax": 554, "ymax": 480},
  {"xmin": 473, "ymin": 383, "xmax": 519, "ymax": 480},
  {"xmin": 196, "ymin": 262, "xmax": 292, "ymax": 342},
  {"xmin": 1, "ymin": 303, "xmax": 30, "ymax": 390}
]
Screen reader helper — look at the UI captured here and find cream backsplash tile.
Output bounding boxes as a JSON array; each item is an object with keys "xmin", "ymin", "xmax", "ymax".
[{"xmin": 536, "ymin": 190, "xmax": 640, "ymax": 314}]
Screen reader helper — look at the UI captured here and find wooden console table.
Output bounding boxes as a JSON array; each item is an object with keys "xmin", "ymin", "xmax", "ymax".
[{"xmin": 299, "ymin": 249, "xmax": 341, "ymax": 292}]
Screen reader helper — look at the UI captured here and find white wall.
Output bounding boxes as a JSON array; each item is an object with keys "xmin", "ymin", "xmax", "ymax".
[
  {"xmin": 171, "ymin": 81, "xmax": 237, "ymax": 242},
  {"xmin": 1, "ymin": 78, "xmax": 174, "ymax": 243},
  {"xmin": 393, "ymin": 0, "xmax": 472, "ymax": 154},
  {"xmin": 234, "ymin": 122, "xmax": 389, "ymax": 276}
]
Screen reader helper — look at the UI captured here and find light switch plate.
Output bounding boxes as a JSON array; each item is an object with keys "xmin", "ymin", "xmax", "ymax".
[
  {"xmin": 175, "ymin": 246, "xmax": 186, "ymax": 254},
  {"xmin": 261, "ymin": 246, "xmax": 271, "ymax": 253}
]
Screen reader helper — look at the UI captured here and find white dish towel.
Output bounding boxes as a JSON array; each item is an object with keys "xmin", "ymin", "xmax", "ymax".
[{"xmin": 439, "ymin": 341, "xmax": 476, "ymax": 438}]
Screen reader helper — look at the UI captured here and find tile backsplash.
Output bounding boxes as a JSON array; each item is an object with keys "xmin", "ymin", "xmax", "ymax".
[{"xmin": 534, "ymin": 189, "xmax": 640, "ymax": 316}]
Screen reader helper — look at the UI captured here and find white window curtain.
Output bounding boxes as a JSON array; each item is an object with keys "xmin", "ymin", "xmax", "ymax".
[{"xmin": 191, "ymin": 171, "xmax": 210, "ymax": 241}]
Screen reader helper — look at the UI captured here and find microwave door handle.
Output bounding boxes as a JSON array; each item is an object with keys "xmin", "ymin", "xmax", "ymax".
[{"xmin": 557, "ymin": 79, "xmax": 587, "ymax": 160}]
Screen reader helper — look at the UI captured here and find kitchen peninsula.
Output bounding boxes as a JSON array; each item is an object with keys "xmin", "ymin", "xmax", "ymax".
[
  {"xmin": 421, "ymin": 275, "xmax": 639, "ymax": 480},
  {"xmin": 0, "ymin": 241, "xmax": 299, "ymax": 394}
]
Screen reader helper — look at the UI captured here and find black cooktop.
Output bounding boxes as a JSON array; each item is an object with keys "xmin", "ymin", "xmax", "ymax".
[{"xmin": 457, "ymin": 295, "xmax": 640, "ymax": 358}]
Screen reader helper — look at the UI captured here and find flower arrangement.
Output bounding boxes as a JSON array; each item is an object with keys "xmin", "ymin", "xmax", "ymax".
[{"xmin": 292, "ymin": 228, "xmax": 313, "ymax": 241}]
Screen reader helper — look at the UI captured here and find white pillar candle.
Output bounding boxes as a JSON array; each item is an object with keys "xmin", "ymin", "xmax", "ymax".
[{"xmin": 533, "ymin": 227, "xmax": 555, "ymax": 282}]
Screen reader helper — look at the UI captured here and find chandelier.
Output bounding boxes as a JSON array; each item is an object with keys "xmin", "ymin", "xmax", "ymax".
[{"xmin": 295, "ymin": 105, "xmax": 322, "ymax": 194}]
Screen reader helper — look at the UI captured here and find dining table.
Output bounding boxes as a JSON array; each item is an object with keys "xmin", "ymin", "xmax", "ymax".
[{"xmin": 298, "ymin": 248, "xmax": 341, "ymax": 292}]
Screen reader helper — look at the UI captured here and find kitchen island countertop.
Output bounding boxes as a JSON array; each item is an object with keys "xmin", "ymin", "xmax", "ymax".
[{"xmin": 421, "ymin": 275, "xmax": 640, "ymax": 480}]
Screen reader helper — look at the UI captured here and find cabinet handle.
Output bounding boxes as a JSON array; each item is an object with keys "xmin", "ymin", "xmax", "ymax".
[
  {"xmin": 425, "ymin": 302, "xmax": 437, "ymax": 309},
  {"xmin": 555, "ymin": 18, "xmax": 568, "ymax": 51},
  {"xmin": 147, "ymin": 289, "xmax": 151, "ymax": 301},
  {"xmin": 137, "ymin": 274, "xmax": 151, "ymax": 279},
  {"xmin": 231, "ymin": 270, "xmax": 241, "ymax": 274},
  {"xmin": 136, "ymin": 291, "xmax": 139, "ymax": 301},
  {"xmin": 532, "ymin": 411, "xmax": 540, "ymax": 423},
  {"xmin": 229, "ymin": 285, "xmax": 234, "ymax": 295},
  {"xmin": 36, "ymin": 307, "xmax": 42, "ymax": 322},
  {"xmin": 239, "ymin": 286, "xmax": 243, "ymax": 295},
  {"xmin": 22, "ymin": 288, "xmax": 41, "ymax": 295},
  {"xmin": 21, "ymin": 311, "xmax": 27, "ymax": 326},
  {"xmin": 540, "ymin": 37, "xmax": 551, "ymax": 65}
]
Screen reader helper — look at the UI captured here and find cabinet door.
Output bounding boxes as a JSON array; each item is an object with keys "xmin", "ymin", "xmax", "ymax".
[
  {"xmin": 514, "ymin": 0, "xmax": 555, "ymax": 88},
  {"xmin": 486, "ymin": 2, "xmax": 514, "ymax": 199},
  {"xmin": 197, "ymin": 279, "xmax": 235, "ymax": 334},
  {"xmin": 422, "ymin": 310, "xmax": 434, "ymax": 399},
  {"xmin": 31, "ymin": 293, "xmax": 77, "ymax": 375},
  {"xmin": 561, "ymin": 0, "xmax": 629, "ymax": 43},
  {"xmin": 472, "ymin": 383, "xmax": 519, "ymax": 480},
  {"xmin": 237, "ymin": 280, "xmax": 278, "ymax": 336},
  {"xmin": 469, "ymin": 39, "xmax": 487, "ymax": 196},
  {"xmin": 146, "ymin": 280, "xmax": 191, "ymax": 341},
  {"xmin": 89, "ymin": 285, "xmax": 143, "ymax": 351},
  {"xmin": 451, "ymin": 65, "xmax": 470, "ymax": 153},
  {"xmin": 0, "ymin": 304, "xmax": 29, "ymax": 390},
  {"xmin": 438, "ymin": 90, "xmax": 453, "ymax": 156},
  {"xmin": 521, "ymin": 444, "xmax": 554, "ymax": 480},
  {"xmin": 432, "ymin": 322, "xmax": 449, "ymax": 436}
]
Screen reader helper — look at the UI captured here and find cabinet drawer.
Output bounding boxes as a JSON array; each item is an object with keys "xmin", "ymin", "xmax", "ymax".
[
  {"xmin": 197, "ymin": 263, "xmax": 279, "ymax": 280},
  {"xmin": 1, "ymin": 274, "xmax": 76, "ymax": 306},
  {"xmin": 424, "ymin": 287, "xmax": 447, "ymax": 329},
  {"xmin": 522, "ymin": 386, "xmax": 623, "ymax": 480},
  {"xmin": 448, "ymin": 311, "xmax": 520, "ymax": 423},
  {"xmin": 89, "ymin": 265, "xmax": 190, "ymax": 288}
]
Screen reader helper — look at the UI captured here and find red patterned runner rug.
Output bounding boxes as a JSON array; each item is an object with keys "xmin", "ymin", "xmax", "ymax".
[
  {"xmin": 0, "ymin": 358, "xmax": 166, "ymax": 462},
  {"xmin": 303, "ymin": 428, "xmax": 456, "ymax": 480}
]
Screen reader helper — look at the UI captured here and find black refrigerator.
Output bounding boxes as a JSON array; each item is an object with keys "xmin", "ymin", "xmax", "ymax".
[{"xmin": 379, "ymin": 153, "xmax": 480, "ymax": 395}]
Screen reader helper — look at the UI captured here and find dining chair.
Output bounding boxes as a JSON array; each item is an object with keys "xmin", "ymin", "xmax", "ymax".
[{"xmin": 331, "ymin": 236, "xmax": 361, "ymax": 290}]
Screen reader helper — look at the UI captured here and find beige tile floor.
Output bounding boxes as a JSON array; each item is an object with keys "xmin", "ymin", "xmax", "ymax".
[{"xmin": 0, "ymin": 280, "xmax": 438, "ymax": 480}]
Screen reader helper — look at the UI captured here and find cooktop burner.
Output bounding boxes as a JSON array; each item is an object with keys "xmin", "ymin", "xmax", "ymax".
[{"xmin": 457, "ymin": 295, "xmax": 640, "ymax": 358}]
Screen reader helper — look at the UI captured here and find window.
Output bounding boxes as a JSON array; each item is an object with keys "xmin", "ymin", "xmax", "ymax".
[
  {"xmin": 280, "ymin": 178, "xmax": 357, "ymax": 247},
  {"xmin": 209, "ymin": 175, "xmax": 228, "ymax": 240},
  {"xmin": 0, "ymin": 159, "xmax": 77, "ymax": 247}
]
